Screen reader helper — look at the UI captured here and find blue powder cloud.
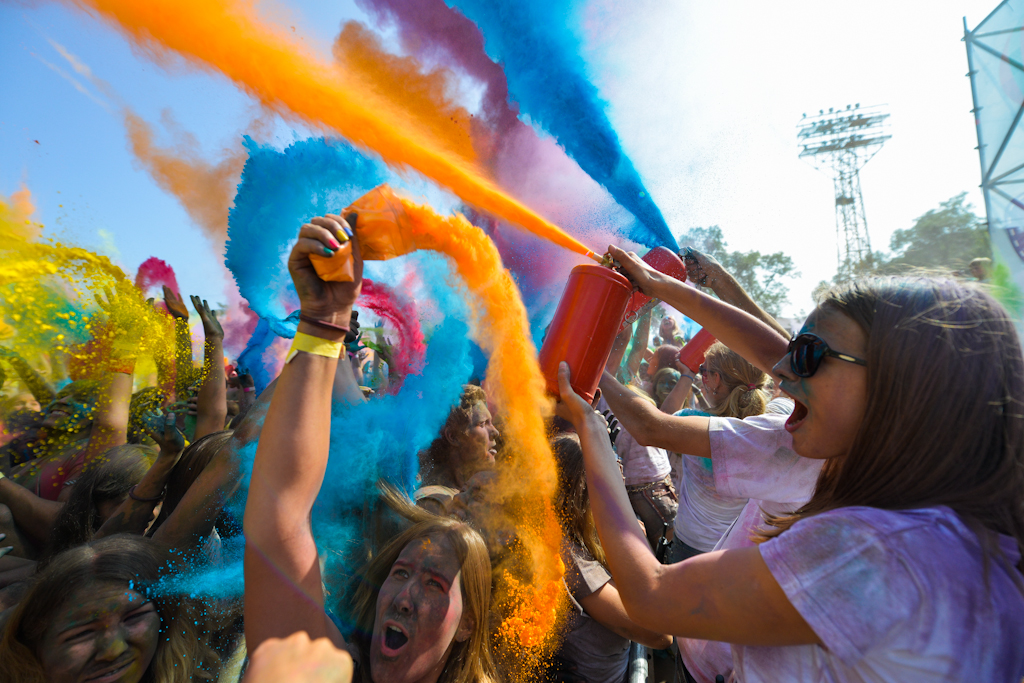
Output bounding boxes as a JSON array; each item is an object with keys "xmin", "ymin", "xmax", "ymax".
[
  {"xmin": 444, "ymin": 0, "xmax": 678, "ymax": 250},
  {"xmin": 226, "ymin": 136, "xmax": 390, "ymax": 338}
]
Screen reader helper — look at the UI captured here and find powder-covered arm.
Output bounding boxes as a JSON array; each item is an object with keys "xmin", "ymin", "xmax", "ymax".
[
  {"xmin": 555, "ymin": 362, "xmax": 818, "ymax": 645},
  {"xmin": 243, "ymin": 214, "xmax": 358, "ymax": 653},
  {"xmin": 191, "ymin": 295, "xmax": 227, "ymax": 440},
  {"xmin": 598, "ymin": 370, "xmax": 710, "ymax": 457},
  {"xmin": 608, "ymin": 246, "xmax": 789, "ymax": 380}
]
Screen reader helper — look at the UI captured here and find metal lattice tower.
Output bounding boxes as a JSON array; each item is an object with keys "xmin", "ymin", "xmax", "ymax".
[{"xmin": 798, "ymin": 105, "xmax": 891, "ymax": 277}]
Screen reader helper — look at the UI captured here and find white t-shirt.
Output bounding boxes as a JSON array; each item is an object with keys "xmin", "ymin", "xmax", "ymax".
[
  {"xmin": 679, "ymin": 405, "xmax": 822, "ymax": 682},
  {"xmin": 597, "ymin": 397, "xmax": 672, "ymax": 486},
  {"xmin": 671, "ymin": 399, "xmax": 794, "ymax": 553},
  {"xmin": 735, "ymin": 506, "xmax": 1024, "ymax": 682},
  {"xmin": 673, "ymin": 453, "xmax": 747, "ymax": 552}
]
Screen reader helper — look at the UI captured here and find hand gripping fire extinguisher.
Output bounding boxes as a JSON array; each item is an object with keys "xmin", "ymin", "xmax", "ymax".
[{"xmin": 537, "ymin": 248, "xmax": 688, "ymax": 403}]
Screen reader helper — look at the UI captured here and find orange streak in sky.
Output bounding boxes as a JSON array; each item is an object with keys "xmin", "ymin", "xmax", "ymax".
[{"xmin": 69, "ymin": 0, "xmax": 600, "ymax": 261}]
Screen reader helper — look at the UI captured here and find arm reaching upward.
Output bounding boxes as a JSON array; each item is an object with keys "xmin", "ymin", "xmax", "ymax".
[
  {"xmin": 609, "ymin": 246, "xmax": 789, "ymax": 381},
  {"xmin": 555, "ymin": 363, "xmax": 816, "ymax": 646},
  {"xmin": 244, "ymin": 214, "xmax": 358, "ymax": 651},
  {"xmin": 191, "ymin": 296, "xmax": 227, "ymax": 440}
]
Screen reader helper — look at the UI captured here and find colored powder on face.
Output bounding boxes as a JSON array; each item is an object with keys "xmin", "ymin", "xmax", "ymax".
[
  {"xmin": 359, "ymin": 278, "xmax": 427, "ymax": 385},
  {"xmin": 64, "ymin": 0, "xmax": 600, "ymax": 260},
  {"xmin": 441, "ymin": 0, "xmax": 678, "ymax": 251},
  {"xmin": 393, "ymin": 196, "xmax": 565, "ymax": 665},
  {"xmin": 226, "ymin": 136, "xmax": 389, "ymax": 337}
]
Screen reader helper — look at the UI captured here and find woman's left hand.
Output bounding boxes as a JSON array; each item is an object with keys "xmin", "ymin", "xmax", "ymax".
[
  {"xmin": 554, "ymin": 362, "xmax": 599, "ymax": 427},
  {"xmin": 288, "ymin": 214, "xmax": 361, "ymax": 327}
]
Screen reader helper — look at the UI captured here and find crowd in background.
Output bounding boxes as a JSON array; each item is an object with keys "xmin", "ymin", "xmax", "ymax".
[{"xmin": 0, "ymin": 215, "xmax": 1021, "ymax": 683}]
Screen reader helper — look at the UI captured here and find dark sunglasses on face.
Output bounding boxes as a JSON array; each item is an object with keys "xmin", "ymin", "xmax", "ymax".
[
  {"xmin": 787, "ymin": 333, "xmax": 867, "ymax": 378},
  {"xmin": 698, "ymin": 363, "xmax": 707, "ymax": 376}
]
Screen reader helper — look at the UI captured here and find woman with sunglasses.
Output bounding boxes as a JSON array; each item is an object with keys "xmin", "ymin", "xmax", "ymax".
[{"xmin": 560, "ymin": 244, "xmax": 1024, "ymax": 682}]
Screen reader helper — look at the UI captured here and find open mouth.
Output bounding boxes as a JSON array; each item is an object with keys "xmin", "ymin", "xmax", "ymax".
[
  {"xmin": 383, "ymin": 624, "xmax": 409, "ymax": 654},
  {"xmin": 85, "ymin": 657, "xmax": 133, "ymax": 682},
  {"xmin": 785, "ymin": 398, "xmax": 808, "ymax": 433}
]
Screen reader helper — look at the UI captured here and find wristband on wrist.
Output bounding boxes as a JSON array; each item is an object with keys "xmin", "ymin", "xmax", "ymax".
[
  {"xmin": 286, "ymin": 332, "xmax": 344, "ymax": 364},
  {"xmin": 242, "ymin": 386, "xmax": 255, "ymax": 393},
  {"xmin": 128, "ymin": 485, "xmax": 163, "ymax": 503},
  {"xmin": 107, "ymin": 358, "xmax": 137, "ymax": 375},
  {"xmin": 298, "ymin": 313, "xmax": 350, "ymax": 335}
]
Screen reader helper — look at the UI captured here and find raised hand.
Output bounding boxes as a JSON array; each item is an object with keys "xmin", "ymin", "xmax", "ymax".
[
  {"xmin": 681, "ymin": 247, "xmax": 724, "ymax": 289},
  {"xmin": 608, "ymin": 245, "xmax": 669, "ymax": 297},
  {"xmin": 163, "ymin": 285, "xmax": 190, "ymax": 320},
  {"xmin": 289, "ymin": 214, "xmax": 361, "ymax": 329},
  {"xmin": 190, "ymin": 296, "xmax": 224, "ymax": 340},
  {"xmin": 142, "ymin": 411, "xmax": 186, "ymax": 460}
]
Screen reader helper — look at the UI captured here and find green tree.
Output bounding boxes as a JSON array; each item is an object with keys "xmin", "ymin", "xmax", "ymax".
[
  {"xmin": 677, "ymin": 226, "xmax": 799, "ymax": 317},
  {"xmin": 874, "ymin": 193, "xmax": 990, "ymax": 273}
]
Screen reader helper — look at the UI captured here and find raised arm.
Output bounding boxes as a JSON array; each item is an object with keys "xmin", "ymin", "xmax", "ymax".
[
  {"xmin": 244, "ymin": 214, "xmax": 358, "ymax": 651},
  {"xmin": 610, "ymin": 246, "xmax": 789, "ymax": 380},
  {"xmin": 163, "ymin": 286, "xmax": 197, "ymax": 400},
  {"xmin": 624, "ymin": 308, "xmax": 653, "ymax": 378},
  {"xmin": 598, "ymin": 371, "xmax": 710, "ymax": 457},
  {"xmin": 0, "ymin": 349, "xmax": 56, "ymax": 405},
  {"xmin": 556, "ymin": 363, "xmax": 816, "ymax": 646},
  {"xmin": 682, "ymin": 247, "xmax": 791, "ymax": 340},
  {"xmin": 96, "ymin": 413, "xmax": 184, "ymax": 538},
  {"xmin": 190, "ymin": 296, "xmax": 227, "ymax": 440}
]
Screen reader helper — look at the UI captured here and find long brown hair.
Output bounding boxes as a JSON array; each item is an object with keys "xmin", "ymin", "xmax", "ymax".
[
  {"xmin": 552, "ymin": 434, "xmax": 607, "ymax": 567},
  {"xmin": 761, "ymin": 277, "xmax": 1024, "ymax": 571},
  {"xmin": 703, "ymin": 342, "xmax": 768, "ymax": 419},
  {"xmin": 347, "ymin": 512, "xmax": 497, "ymax": 683},
  {"xmin": 0, "ymin": 535, "xmax": 235, "ymax": 683}
]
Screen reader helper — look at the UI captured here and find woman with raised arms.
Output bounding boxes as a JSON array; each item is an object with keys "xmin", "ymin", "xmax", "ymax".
[
  {"xmin": 553, "ymin": 244, "xmax": 1024, "ymax": 682},
  {"xmin": 243, "ymin": 215, "xmax": 497, "ymax": 683}
]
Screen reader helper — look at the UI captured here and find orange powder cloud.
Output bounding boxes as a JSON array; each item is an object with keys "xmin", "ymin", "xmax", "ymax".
[
  {"xmin": 332, "ymin": 21, "xmax": 479, "ymax": 169},
  {"xmin": 64, "ymin": 0, "xmax": 599, "ymax": 261},
  {"xmin": 122, "ymin": 110, "xmax": 245, "ymax": 244},
  {"xmin": 397, "ymin": 196, "xmax": 565, "ymax": 667}
]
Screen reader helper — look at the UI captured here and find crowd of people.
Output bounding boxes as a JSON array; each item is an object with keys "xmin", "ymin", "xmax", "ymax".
[{"xmin": 0, "ymin": 211, "xmax": 1021, "ymax": 683}]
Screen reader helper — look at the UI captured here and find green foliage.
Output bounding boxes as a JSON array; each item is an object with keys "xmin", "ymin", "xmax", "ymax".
[
  {"xmin": 676, "ymin": 226, "xmax": 799, "ymax": 317},
  {"xmin": 874, "ymin": 193, "xmax": 991, "ymax": 273}
]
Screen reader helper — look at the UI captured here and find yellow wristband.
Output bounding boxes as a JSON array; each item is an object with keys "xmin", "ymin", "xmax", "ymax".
[{"xmin": 286, "ymin": 332, "xmax": 343, "ymax": 364}]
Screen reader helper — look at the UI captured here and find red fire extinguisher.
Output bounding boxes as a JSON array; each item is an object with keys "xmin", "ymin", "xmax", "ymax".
[{"xmin": 538, "ymin": 248, "xmax": 688, "ymax": 403}]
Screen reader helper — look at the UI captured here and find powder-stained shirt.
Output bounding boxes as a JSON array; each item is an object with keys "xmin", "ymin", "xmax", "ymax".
[
  {"xmin": 734, "ymin": 505, "xmax": 1024, "ymax": 682},
  {"xmin": 597, "ymin": 397, "xmax": 671, "ymax": 486},
  {"xmin": 679, "ymin": 402, "xmax": 821, "ymax": 683},
  {"xmin": 557, "ymin": 542, "xmax": 630, "ymax": 683}
]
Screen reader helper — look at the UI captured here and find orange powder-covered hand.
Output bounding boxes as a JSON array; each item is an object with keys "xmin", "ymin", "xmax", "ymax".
[{"xmin": 309, "ymin": 185, "xmax": 420, "ymax": 282}]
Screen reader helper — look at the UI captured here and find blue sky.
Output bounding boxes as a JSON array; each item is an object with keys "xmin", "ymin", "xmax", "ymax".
[{"xmin": 1, "ymin": 0, "xmax": 1004, "ymax": 317}]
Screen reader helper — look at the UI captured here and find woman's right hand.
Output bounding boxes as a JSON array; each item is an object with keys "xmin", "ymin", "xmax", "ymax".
[
  {"xmin": 608, "ymin": 245, "xmax": 671, "ymax": 297},
  {"xmin": 288, "ymin": 215, "xmax": 361, "ymax": 327}
]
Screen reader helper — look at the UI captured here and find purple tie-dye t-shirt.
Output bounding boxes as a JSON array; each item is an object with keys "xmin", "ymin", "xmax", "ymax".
[{"xmin": 733, "ymin": 505, "xmax": 1024, "ymax": 682}]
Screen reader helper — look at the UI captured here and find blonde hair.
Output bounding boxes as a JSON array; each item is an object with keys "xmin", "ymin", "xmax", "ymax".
[
  {"xmin": 347, "ymin": 500, "xmax": 497, "ymax": 683},
  {"xmin": 703, "ymin": 342, "xmax": 768, "ymax": 419}
]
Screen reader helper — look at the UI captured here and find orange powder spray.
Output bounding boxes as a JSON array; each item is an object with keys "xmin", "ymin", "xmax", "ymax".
[
  {"xmin": 64, "ymin": 0, "xmax": 601, "ymax": 262},
  {"xmin": 122, "ymin": 110, "xmax": 246, "ymax": 244},
  {"xmin": 332, "ymin": 21, "xmax": 479, "ymax": 169},
  {"xmin": 396, "ymin": 197, "xmax": 566, "ymax": 673}
]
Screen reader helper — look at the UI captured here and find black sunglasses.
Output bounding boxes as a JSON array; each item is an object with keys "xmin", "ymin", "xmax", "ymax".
[{"xmin": 787, "ymin": 333, "xmax": 866, "ymax": 378}]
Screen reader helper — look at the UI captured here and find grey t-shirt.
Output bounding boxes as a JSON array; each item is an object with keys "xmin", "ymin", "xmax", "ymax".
[{"xmin": 556, "ymin": 542, "xmax": 630, "ymax": 683}]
